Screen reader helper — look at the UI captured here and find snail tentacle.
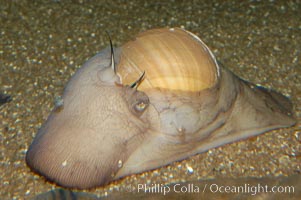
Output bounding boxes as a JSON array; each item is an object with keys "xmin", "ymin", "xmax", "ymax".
[
  {"xmin": 106, "ymin": 31, "xmax": 116, "ymax": 74},
  {"xmin": 130, "ymin": 71, "xmax": 145, "ymax": 89}
]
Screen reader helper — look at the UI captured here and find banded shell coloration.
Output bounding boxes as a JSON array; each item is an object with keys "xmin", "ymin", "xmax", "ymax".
[{"xmin": 118, "ymin": 28, "xmax": 218, "ymax": 92}]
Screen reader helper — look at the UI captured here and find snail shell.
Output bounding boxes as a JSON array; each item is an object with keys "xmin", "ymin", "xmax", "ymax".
[
  {"xmin": 117, "ymin": 28, "xmax": 218, "ymax": 92},
  {"xmin": 26, "ymin": 27, "xmax": 296, "ymax": 189}
]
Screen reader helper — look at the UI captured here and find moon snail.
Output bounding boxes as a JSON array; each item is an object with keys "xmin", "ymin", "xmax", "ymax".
[{"xmin": 26, "ymin": 28, "xmax": 296, "ymax": 189}]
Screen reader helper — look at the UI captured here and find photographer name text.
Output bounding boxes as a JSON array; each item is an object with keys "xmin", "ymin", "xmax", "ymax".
[{"xmin": 136, "ymin": 183, "xmax": 294, "ymax": 196}]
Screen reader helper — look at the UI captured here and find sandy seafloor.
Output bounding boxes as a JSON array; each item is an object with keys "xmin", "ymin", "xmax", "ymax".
[{"xmin": 0, "ymin": 0, "xmax": 301, "ymax": 199}]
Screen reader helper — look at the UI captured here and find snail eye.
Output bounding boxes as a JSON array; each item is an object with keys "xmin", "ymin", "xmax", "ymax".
[
  {"xmin": 134, "ymin": 101, "xmax": 147, "ymax": 112},
  {"xmin": 130, "ymin": 91, "xmax": 149, "ymax": 116},
  {"xmin": 124, "ymin": 86, "xmax": 149, "ymax": 117}
]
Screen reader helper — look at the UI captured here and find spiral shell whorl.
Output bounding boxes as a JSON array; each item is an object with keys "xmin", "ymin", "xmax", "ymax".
[{"xmin": 117, "ymin": 28, "xmax": 219, "ymax": 92}]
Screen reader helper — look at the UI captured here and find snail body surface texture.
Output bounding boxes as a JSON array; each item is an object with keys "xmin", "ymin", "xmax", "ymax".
[{"xmin": 26, "ymin": 28, "xmax": 296, "ymax": 189}]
